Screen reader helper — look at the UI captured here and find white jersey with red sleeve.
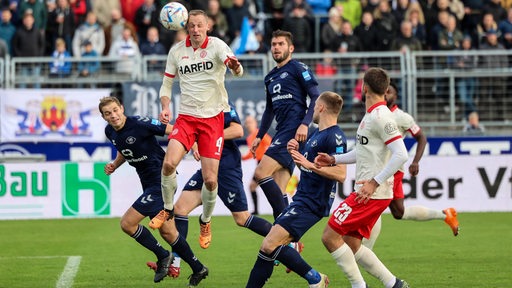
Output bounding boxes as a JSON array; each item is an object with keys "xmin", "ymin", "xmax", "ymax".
[
  {"xmin": 390, "ymin": 105, "xmax": 421, "ymax": 137},
  {"xmin": 390, "ymin": 105, "xmax": 421, "ymax": 172},
  {"xmin": 354, "ymin": 101, "xmax": 403, "ymax": 199},
  {"xmin": 164, "ymin": 36, "xmax": 235, "ymax": 118}
]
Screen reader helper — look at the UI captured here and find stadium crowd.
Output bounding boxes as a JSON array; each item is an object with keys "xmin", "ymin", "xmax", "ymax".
[{"xmin": 1, "ymin": 0, "xmax": 512, "ymax": 59}]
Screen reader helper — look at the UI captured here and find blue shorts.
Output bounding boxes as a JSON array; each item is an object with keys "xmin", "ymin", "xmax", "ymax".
[
  {"xmin": 131, "ymin": 185, "xmax": 165, "ymax": 219},
  {"xmin": 265, "ymin": 128, "xmax": 298, "ymax": 174},
  {"xmin": 183, "ymin": 169, "xmax": 248, "ymax": 212},
  {"xmin": 275, "ymin": 201, "xmax": 322, "ymax": 242}
]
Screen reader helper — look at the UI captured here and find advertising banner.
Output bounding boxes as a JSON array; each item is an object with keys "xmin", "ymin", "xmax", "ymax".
[
  {"xmin": 1, "ymin": 136, "xmax": 511, "ymax": 163},
  {"xmin": 0, "ymin": 155, "xmax": 510, "ymax": 220},
  {"xmin": 0, "ymin": 89, "xmax": 110, "ymax": 142}
]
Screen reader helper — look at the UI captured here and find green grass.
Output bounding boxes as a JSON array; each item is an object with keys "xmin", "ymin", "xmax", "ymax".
[{"xmin": 1, "ymin": 212, "xmax": 511, "ymax": 287}]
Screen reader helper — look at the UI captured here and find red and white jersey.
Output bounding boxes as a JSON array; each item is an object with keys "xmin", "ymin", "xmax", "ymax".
[
  {"xmin": 390, "ymin": 104, "xmax": 422, "ymax": 172},
  {"xmin": 354, "ymin": 101, "xmax": 403, "ymax": 199},
  {"xmin": 390, "ymin": 105, "xmax": 421, "ymax": 137},
  {"xmin": 164, "ymin": 36, "xmax": 235, "ymax": 118}
]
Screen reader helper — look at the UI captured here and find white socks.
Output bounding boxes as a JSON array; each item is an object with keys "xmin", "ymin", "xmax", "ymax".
[
  {"xmin": 355, "ymin": 245, "xmax": 396, "ymax": 288},
  {"xmin": 331, "ymin": 243, "xmax": 366, "ymax": 288},
  {"xmin": 161, "ymin": 171, "xmax": 177, "ymax": 211},
  {"xmin": 362, "ymin": 216, "xmax": 382, "ymax": 250},
  {"xmin": 402, "ymin": 205, "xmax": 445, "ymax": 221},
  {"xmin": 200, "ymin": 184, "xmax": 217, "ymax": 223}
]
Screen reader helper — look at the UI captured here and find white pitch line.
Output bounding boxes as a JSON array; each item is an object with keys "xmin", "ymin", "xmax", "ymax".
[{"xmin": 56, "ymin": 256, "xmax": 82, "ymax": 288}]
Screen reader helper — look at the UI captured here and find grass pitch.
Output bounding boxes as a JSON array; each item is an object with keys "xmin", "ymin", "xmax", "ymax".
[{"xmin": 1, "ymin": 212, "xmax": 511, "ymax": 287}]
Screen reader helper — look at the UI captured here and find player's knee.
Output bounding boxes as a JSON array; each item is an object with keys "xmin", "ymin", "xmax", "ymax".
[
  {"xmin": 162, "ymin": 161, "xmax": 177, "ymax": 175},
  {"xmin": 260, "ymin": 239, "xmax": 276, "ymax": 254},
  {"xmin": 233, "ymin": 212, "xmax": 249, "ymax": 227},
  {"xmin": 391, "ymin": 208, "xmax": 404, "ymax": 219},
  {"xmin": 203, "ymin": 178, "xmax": 217, "ymax": 191},
  {"xmin": 119, "ymin": 219, "xmax": 135, "ymax": 235}
]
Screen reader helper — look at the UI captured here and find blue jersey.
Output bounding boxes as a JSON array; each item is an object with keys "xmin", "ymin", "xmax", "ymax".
[
  {"xmin": 260, "ymin": 59, "xmax": 319, "ymax": 135},
  {"xmin": 105, "ymin": 116, "xmax": 166, "ymax": 190},
  {"xmin": 293, "ymin": 125, "xmax": 347, "ymax": 217},
  {"xmin": 219, "ymin": 102, "xmax": 242, "ymax": 170}
]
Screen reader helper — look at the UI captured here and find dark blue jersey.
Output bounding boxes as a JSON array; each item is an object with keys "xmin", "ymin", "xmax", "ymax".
[
  {"xmin": 105, "ymin": 116, "xmax": 166, "ymax": 189},
  {"xmin": 258, "ymin": 59, "xmax": 320, "ymax": 138},
  {"xmin": 219, "ymin": 102, "xmax": 242, "ymax": 170},
  {"xmin": 293, "ymin": 125, "xmax": 347, "ymax": 217}
]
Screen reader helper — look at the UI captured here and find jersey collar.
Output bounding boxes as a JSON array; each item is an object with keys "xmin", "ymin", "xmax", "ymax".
[
  {"xmin": 185, "ymin": 35, "xmax": 209, "ymax": 49},
  {"xmin": 390, "ymin": 104, "xmax": 398, "ymax": 112},
  {"xmin": 367, "ymin": 101, "xmax": 387, "ymax": 113}
]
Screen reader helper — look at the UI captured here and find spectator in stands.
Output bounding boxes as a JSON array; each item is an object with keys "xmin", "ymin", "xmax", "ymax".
[
  {"xmin": 392, "ymin": 0, "xmax": 411, "ymax": 26},
  {"xmin": 283, "ymin": 0, "xmax": 313, "ymax": 20},
  {"xmin": 12, "ymin": 10, "xmax": 45, "ymax": 88},
  {"xmin": 429, "ymin": 10, "xmax": 450, "ymax": 50},
  {"xmin": 335, "ymin": 20, "xmax": 361, "ymax": 112},
  {"xmin": 140, "ymin": 26, "xmax": 166, "ymax": 72},
  {"xmin": 321, "ymin": 7, "xmax": 344, "ymax": 51},
  {"xmin": 454, "ymin": 35, "xmax": 478, "ymax": 118},
  {"xmin": 18, "ymin": 0, "xmax": 46, "ymax": 32},
  {"xmin": 405, "ymin": 2, "xmax": 427, "ymax": 48},
  {"xmin": 373, "ymin": 0, "xmax": 399, "ymax": 51},
  {"xmin": 361, "ymin": 0, "xmax": 380, "ymax": 13},
  {"xmin": 47, "ymin": 0, "xmax": 75, "ymax": 56},
  {"xmin": 262, "ymin": 0, "xmax": 285, "ymax": 34},
  {"xmin": 225, "ymin": 0, "xmax": 254, "ymax": 43},
  {"xmin": 108, "ymin": 26, "xmax": 140, "ymax": 74},
  {"xmin": 479, "ymin": 29, "xmax": 508, "ymax": 119},
  {"xmin": 49, "ymin": 37, "xmax": 72, "ymax": 78},
  {"xmin": 208, "ymin": 0, "xmax": 229, "ymax": 43},
  {"xmin": 305, "ymin": 0, "xmax": 330, "ymax": 15},
  {"xmin": 484, "ymin": 0, "xmax": 507, "ymax": 23},
  {"xmin": 354, "ymin": 10, "xmax": 377, "ymax": 51},
  {"xmin": 69, "ymin": 0, "xmax": 87, "ymax": 25},
  {"xmin": 438, "ymin": 14, "xmax": 464, "ymax": 52},
  {"xmin": 498, "ymin": 7, "xmax": 512, "ymax": 48},
  {"xmin": 333, "ymin": 0, "xmax": 362, "ymax": 29},
  {"xmin": 1, "ymin": 0, "xmax": 18, "ymax": 25},
  {"xmin": 103, "ymin": 8, "xmax": 137, "ymax": 55},
  {"xmin": 120, "ymin": 0, "xmax": 144, "ymax": 25},
  {"xmin": 134, "ymin": 0, "xmax": 160, "ymax": 45},
  {"xmin": 282, "ymin": 2, "xmax": 312, "ymax": 52},
  {"xmin": 315, "ymin": 49, "xmax": 337, "ymax": 76},
  {"xmin": 477, "ymin": 12, "xmax": 500, "ymax": 45},
  {"xmin": 437, "ymin": 0, "xmax": 465, "ymax": 21},
  {"xmin": 0, "ymin": 8, "xmax": 15, "ymax": 55},
  {"xmin": 463, "ymin": 111, "xmax": 485, "ymax": 135},
  {"xmin": 91, "ymin": 0, "xmax": 120, "ymax": 27},
  {"xmin": 77, "ymin": 40, "xmax": 100, "ymax": 84},
  {"xmin": 72, "ymin": 11, "xmax": 105, "ymax": 58},
  {"xmin": 391, "ymin": 19, "xmax": 423, "ymax": 53},
  {"xmin": 460, "ymin": 0, "xmax": 485, "ymax": 48}
]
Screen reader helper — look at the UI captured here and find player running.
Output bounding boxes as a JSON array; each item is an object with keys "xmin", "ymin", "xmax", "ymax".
[{"xmin": 99, "ymin": 96, "xmax": 208, "ymax": 286}]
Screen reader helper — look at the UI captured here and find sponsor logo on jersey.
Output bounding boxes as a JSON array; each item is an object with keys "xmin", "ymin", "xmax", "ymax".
[
  {"xmin": 302, "ymin": 71, "xmax": 311, "ymax": 81},
  {"xmin": 178, "ymin": 61, "xmax": 214, "ymax": 74},
  {"xmin": 357, "ymin": 134, "xmax": 369, "ymax": 145}
]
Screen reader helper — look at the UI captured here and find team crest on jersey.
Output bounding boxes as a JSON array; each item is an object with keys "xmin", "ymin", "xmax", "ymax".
[
  {"xmin": 310, "ymin": 139, "xmax": 317, "ymax": 147},
  {"xmin": 384, "ymin": 122, "xmax": 398, "ymax": 135},
  {"xmin": 200, "ymin": 50, "xmax": 207, "ymax": 58},
  {"xmin": 126, "ymin": 136, "xmax": 136, "ymax": 144},
  {"xmin": 280, "ymin": 72, "xmax": 288, "ymax": 79}
]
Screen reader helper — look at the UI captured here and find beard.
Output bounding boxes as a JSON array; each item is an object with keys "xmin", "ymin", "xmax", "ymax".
[{"xmin": 273, "ymin": 50, "xmax": 289, "ymax": 64}]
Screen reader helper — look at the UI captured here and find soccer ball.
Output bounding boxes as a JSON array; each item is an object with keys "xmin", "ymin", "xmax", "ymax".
[{"xmin": 159, "ymin": 2, "xmax": 188, "ymax": 31}]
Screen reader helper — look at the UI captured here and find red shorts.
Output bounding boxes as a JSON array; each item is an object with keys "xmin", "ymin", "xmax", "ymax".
[
  {"xmin": 169, "ymin": 112, "xmax": 224, "ymax": 159},
  {"xmin": 393, "ymin": 171, "xmax": 404, "ymax": 199},
  {"xmin": 328, "ymin": 193, "xmax": 391, "ymax": 239}
]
